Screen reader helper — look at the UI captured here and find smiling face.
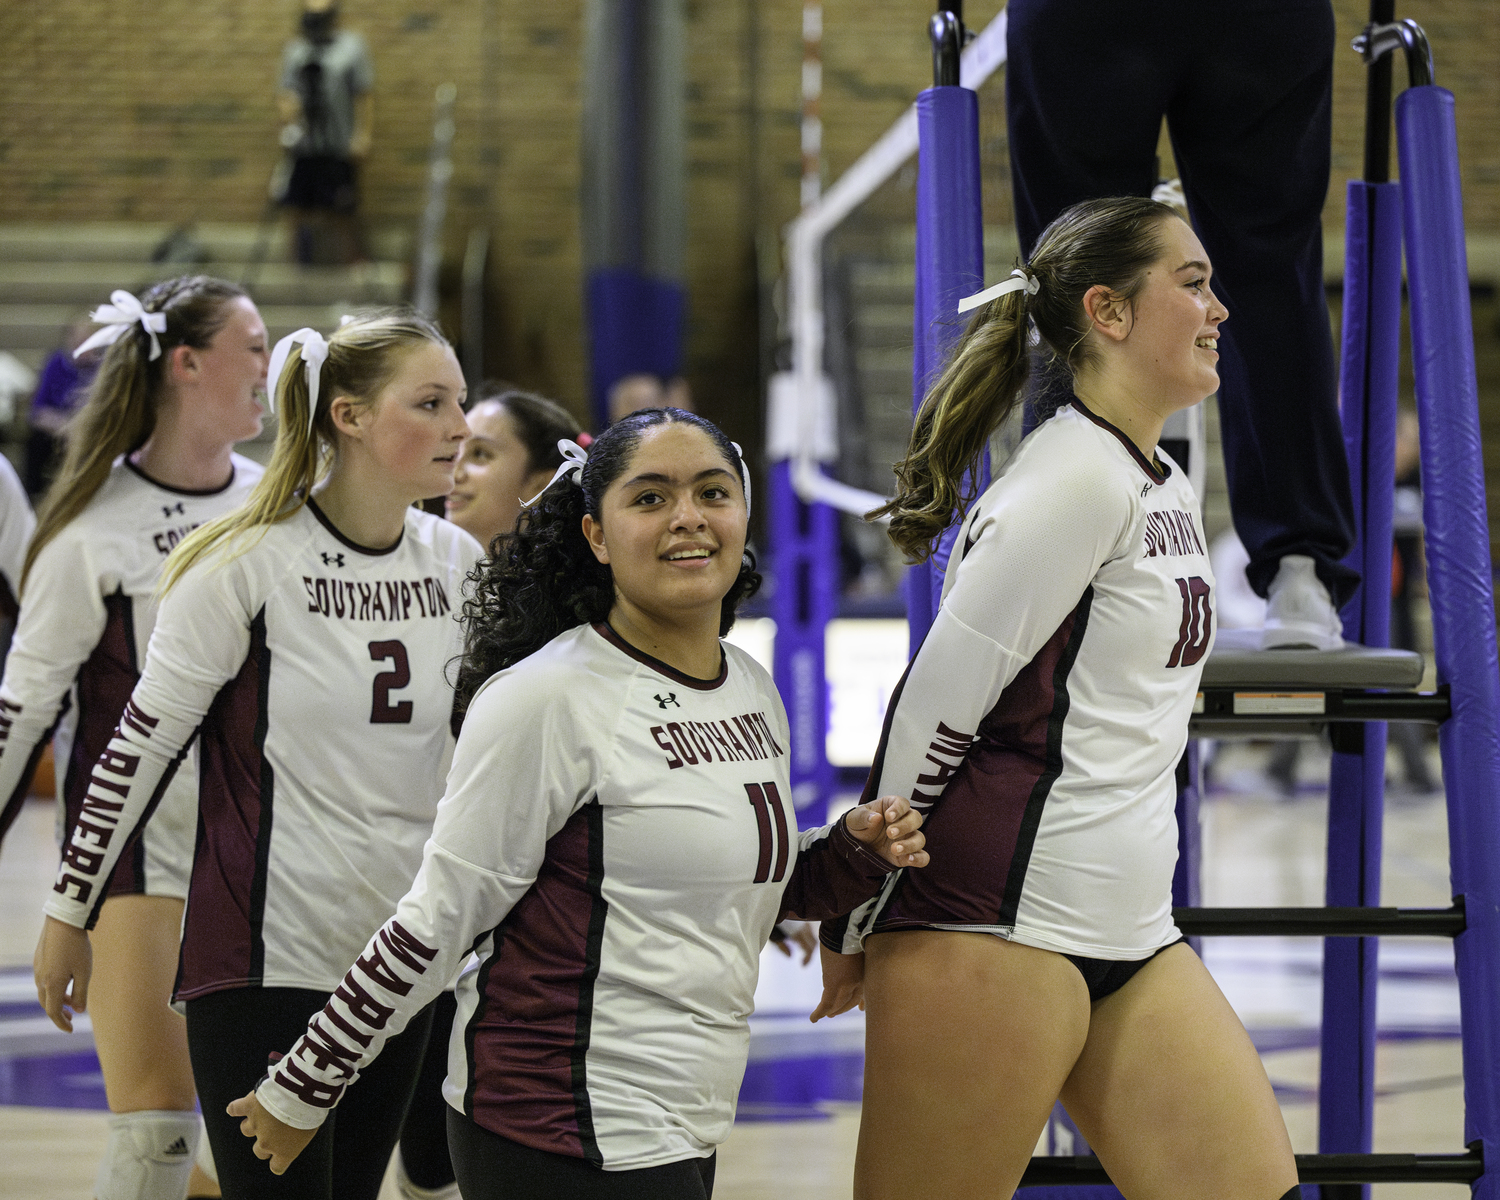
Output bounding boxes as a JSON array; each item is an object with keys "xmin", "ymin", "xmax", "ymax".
[
  {"xmin": 582, "ymin": 422, "xmax": 748, "ymax": 628},
  {"xmin": 445, "ymin": 400, "xmax": 554, "ymax": 546},
  {"xmin": 1117, "ymin": 217, "xmax": 1228, "ymax": 408},
  {"xmin": 350, "ymin": 340, "xmax": 470, "ymax": 502},
  {"xmin": 182, "ymin": 296, "xmax": 268, "ymax": 443}
]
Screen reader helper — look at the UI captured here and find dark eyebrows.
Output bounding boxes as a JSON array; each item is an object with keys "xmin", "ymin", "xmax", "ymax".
[
  {"xmin": 621, "ymin": 467, "xmax": 736, "ymax": 488},
  {"xmin": 1174, "ymin": 260, "xmax": 1210, "ymax": 275}
]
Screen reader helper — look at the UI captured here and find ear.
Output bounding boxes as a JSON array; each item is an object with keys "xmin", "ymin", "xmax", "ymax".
[
  {"xmin": 581, "ymin": 513, "xmax": 610, "ymax": 565},
  {"xmin": 165, "ymin": 343, "xmax": 197, "ymax": 386},
  {"xmin": 1082, "ymin": 284, "xmax": 1133, "ymax": 343},
  {"xmin": 326, "ymin": 393, "xmax": 365, "ymax": 440}
]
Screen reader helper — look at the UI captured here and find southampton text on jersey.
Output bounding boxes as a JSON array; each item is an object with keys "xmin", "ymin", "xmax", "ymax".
[
  {"xmin": 1142, "ymin": 509, "xmax": 1206, "ymax": 558},
  {"xmin": 302, "ymin": 576, "xmax": 454, "ymax": 623},
  {"xmin": 650, "ymin": 711, "xmax": 786, "ymax": 769}
]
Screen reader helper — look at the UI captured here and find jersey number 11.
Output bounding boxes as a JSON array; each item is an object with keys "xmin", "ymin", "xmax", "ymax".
[{"xmin": 744, "ymin": 782, "xmax": 791, "ymax": 884}]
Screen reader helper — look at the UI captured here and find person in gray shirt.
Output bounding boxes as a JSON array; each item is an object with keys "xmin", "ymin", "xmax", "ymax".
[{"xmin": 277, "ymin": 0, "xmax": 374, "ymax": 264}]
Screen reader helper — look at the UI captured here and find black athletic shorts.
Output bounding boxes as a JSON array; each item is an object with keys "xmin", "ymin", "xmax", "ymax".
[
  {"xmin": 447, "ymin": 1107, "xmax": 716, "ymax": 1200},
  {"xmin": 1064, "ymin": 938, "xmax": 1186, "ymax": 1003},
  {"xmin": 186, "ymin": 986, "xmax": 434, "ymax": 1200},
  {"xmin": 283, "ymin": 155, "xmax": 358, "ymax": 212}
]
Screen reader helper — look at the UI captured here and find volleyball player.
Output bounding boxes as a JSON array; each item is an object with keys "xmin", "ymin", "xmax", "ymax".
[
  {"xmin": 2, "ymin": 278, "xmax": 267, "ymax": 1200},
  {"xmin": 445, "ymin": 386, "xmax": 584, "ymax": 551},
  {"xmin": 831, "ymin": 198, "xmax": 1299, "ymax": 1198},
  {"xmin": 34, "ymin": 309, "xmax": 482, "ymax": 1200},
  {"xmin": 226, "ymin": 407, "xmax": 927, "ymax": 1199}
]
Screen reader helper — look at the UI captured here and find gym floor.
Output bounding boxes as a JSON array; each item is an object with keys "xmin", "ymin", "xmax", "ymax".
[{"xmin": 0, "ymin": 739, "xmax": 1461, "ymax": 1200}]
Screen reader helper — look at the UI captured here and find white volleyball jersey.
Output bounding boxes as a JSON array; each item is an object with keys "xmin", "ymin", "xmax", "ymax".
[
  {"xmin": 828, "ymin": 401, "xmax": 1213, "ymax": 960},
  {"xmin": 44, "ymin": 500, "xmax": 481, "ymax": 1003},
  {"xmin": 252, "ymin": 623, "xmax": 896, "ymax": 1170},
  {"xmin": 0, "ymin": 456, "xmax": 261, "ymax": 898},
  {"xmin": 0, "ymin": 454, "xmax": 34, "ymax": 618}
]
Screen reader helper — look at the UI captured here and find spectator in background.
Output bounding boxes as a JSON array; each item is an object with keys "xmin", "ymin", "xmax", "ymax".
[
  {"xmin": 607, "ymin": 372, "xmax": 692, "ymax": 425},
  {"xmin": 26, "ymin": 318, "xmax": 100, "ymax": 497},
  {"xmin": 277, "ymin": 0, "xmax": 373, "ymax": 265}
]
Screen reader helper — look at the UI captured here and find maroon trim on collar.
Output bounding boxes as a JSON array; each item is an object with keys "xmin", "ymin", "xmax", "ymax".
[
  {"xmin": 1069, "ymin": 399, "xmax": 1169, "ymax": 486},
  {"xmin": 307, "ymin": 497, "xmax": 405, "ymax": 556},
  {"xmin": 592, "ymin": 622, "xmax": 728, "ymax": 691},
  {"xmin": 125, "ymin": 458, "xmax": 239, "ymax": 497}
]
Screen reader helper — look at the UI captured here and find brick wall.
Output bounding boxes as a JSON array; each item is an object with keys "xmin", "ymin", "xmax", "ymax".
[{"xmin": 2, "ymin": 0, "xmax": 1496, "ymax": 438}]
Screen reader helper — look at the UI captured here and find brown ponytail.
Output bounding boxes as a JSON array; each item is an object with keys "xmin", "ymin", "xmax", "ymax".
[
  {"xmin": 21, "ymin": 276, "xmax": 249, "ymax": 593},
  {"xmin": 160, "ymin": 307, "xmax": 449, "ymax": 590},
  {"xmin": 875, "ymin": 196, "xmax": 1181, "ymax": 562}
]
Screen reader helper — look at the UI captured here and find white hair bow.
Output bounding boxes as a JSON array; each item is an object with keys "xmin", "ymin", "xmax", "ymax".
[
  {"xmin": 74, "ymin": 290, "xmax": 168, "ymax": 361},
  {"xmin": 730, "ymin": 441, "xmax": 752, "ymax": 516},
  {"xmin": 267, "ymin": 328, "xmax": 331, "ymax": 438},
  {"xmin": 957, "ymin": 268, "xmax": 1040, "ymax": 315},
  {"xmin": 521, "ymin": 439, "xmax": 590, "ymax": 509}
]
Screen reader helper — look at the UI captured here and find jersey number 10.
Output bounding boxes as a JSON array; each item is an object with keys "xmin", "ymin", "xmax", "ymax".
[
  {"xmin": 1166, "ymin": 576, "xmax": 1213, "ymax": 669},
  {"xmin": 744, "ymin": 782, "xmax": 791, "ymax": 884}
]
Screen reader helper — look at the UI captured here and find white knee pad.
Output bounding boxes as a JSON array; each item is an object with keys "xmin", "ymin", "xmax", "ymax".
[
  {"xmin": 93, "ymin": 1109, "xmax": 200, "ymax": 1200},
  {"xmin": 194, "ymin": 1114, "xmax": 218, "ymax": 1187}
]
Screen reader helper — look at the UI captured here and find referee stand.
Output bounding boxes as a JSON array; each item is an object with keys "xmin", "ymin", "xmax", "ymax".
[{"xmin": 908, "ymin": 3, "xmax": 1500, "ymax": 1195}]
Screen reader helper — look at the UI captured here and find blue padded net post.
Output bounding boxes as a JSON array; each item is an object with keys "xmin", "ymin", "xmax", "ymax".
[
  {"xmin": 909, "ymin": 84, "xmax": 985, "ymax": 646},
  {"xmin": 1398, "ymin": 85, "xmax": 1500, "ymax": 1195}
]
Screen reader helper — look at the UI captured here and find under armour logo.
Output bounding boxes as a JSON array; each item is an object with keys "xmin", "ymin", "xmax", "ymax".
[
  {"xmin": 163, "ymin": 1137, "xmax": 191, "ymax": 1157},
  {"xmin": 321, "ymin": 552, "xmax": 345, "ymax": 567},
  {"xmin": 162, "ymin": 502, "xmax": 185, "ymax": 518},
  {"xmin": 654, "ymin": 693, "xmax": 680, "ymax": 709}
]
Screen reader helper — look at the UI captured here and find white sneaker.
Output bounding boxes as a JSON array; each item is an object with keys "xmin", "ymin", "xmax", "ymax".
[
  {"xmin": 1259, "ymin": 554, "xmax": 1345, "ymax": 650},
  {"xmin": 393, "ymin": 1151, "xmax": 460, "ymax": 1200}
]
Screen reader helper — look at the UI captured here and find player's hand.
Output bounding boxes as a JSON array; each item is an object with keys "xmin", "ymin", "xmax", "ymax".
[
  {"xmin": 772, "ymin": 921, "xmax": 819, "ymax": 966},
  {"xmin": 843, "ymin": 794, "xmax": 928, "ymax": 869},
  {"xmin": 809, "ymin": 945, "xmax": 865, "ymax": 1022},
  {"xmin": 227, "ymin": 1091, "xmax": 318, "ymax": 1175},
  {"xmin": 34, "ymin": 917, "xmax": 92, "ymax": 1033}
]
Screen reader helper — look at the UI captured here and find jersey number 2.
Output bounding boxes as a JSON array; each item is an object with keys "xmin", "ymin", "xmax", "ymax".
[
  {"xmin": 745, "ymin": 782, "xmax": 791, "ymax": 884},
  {"xmin": 369, "ymin": 640, "xmax": 414, "ymax": 724},
  {"xmin": 1167, "ymin": 576, "xmax": 1213, "ymax": 668}
]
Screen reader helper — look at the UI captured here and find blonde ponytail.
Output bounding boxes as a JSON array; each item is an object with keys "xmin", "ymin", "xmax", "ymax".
[
  {"xmin": 22, "ymin": 277, "xmax": 248, "ymax": 594},
  {"xmin": 876, "ymin": 196, "xmax": 1182, "ymax": 564},
  {"xmin": 160, "ymin": 307, "xmax": 449, "ymax": 591}
]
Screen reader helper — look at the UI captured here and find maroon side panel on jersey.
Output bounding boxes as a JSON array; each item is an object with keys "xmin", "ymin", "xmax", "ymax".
[
  {"xmin": 175, "ymin": 610, "xmax": 273, "ymax": 1001},
  {"xmin": 63, "ymin": 590, "xmax": 149, "ymax": 897},
  {"xmin": 462, "ymin": 802, "xmax": 608, "ymax": 1166},
  {"xmin": 872, "ymin": 589, "xmax": 1094, "ymax": 932}
]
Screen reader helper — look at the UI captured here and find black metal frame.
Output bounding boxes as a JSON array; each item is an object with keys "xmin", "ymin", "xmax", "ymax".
[
  {"xmin": 1020, "ymin": 1150, "xmax": 1482, "ymax": 1188},
  {"xmin": 1174, "ymin": 900, "xmax": 1465, "ymax": 938},
  {"xmin": 1194, "ymin": 684, "xmax": 1451, "ymax": 724}
]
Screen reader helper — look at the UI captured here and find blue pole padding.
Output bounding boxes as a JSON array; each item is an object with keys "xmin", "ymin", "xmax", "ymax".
[
  {"xmin": 1318, "ymin": 180, "xmax": 1404, "ymax": 1186},
  {"xmin": 911, "ymin": 85, "xmax": 986, "ymax": 640},
  {"xmin": 1396, "ymin": 85, "xmax": 1500, "ymax": 1186},
  {"xmin": 767, "ymin": 460, "xmax": 838, "ymax": 828},
  {"xmin": 586, "ymin": 267, "xmax": 686, "ymax": 429}
]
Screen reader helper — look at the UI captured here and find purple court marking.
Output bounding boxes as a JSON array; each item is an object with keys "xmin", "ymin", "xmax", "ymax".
[
  {"xmin": 735, "ymin": 1053, "xmax": 864, "ymax": 1121},
  {"xmin": 0, "ymin": 1050, "xmax": 108, "ymax": 1110}
]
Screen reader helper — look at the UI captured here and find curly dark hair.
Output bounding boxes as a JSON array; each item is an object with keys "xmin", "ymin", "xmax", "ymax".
[{"xmin": 452, "ymin": 407, "xmax": 761, "ymax": 729}]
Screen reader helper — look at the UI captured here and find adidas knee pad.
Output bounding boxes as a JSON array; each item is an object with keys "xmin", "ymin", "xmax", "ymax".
[{"xmin": 93, "ymin": 1110, "xmax": 200, "ymax": 1200}]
